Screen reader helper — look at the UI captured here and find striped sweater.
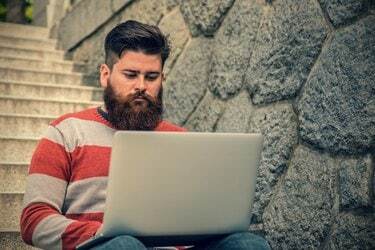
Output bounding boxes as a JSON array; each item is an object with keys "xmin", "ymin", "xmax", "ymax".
[{"xmin": 20, "ymin": 107, "xmax": 186, "ymax": 250}]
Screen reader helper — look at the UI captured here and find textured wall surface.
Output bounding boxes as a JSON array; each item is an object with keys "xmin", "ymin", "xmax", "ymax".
[{"xmin": 56, "ymin": 0, "xmax": 375, "ymax": 248}]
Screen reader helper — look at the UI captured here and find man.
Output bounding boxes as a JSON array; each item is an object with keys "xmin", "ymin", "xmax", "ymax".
[{"xmin": 20, "ymin": 20, "xmax": 270, "ymax": 250}]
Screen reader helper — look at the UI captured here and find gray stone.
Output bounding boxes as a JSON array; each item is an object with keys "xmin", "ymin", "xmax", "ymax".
[
  {"xmin": 263, "ymin": 145, "xmax": 336, "ymax": 249},
  {"xmin": 208, "ymin": 0, "xmax": 263, "ymax": 100},
  {"xmin": 248, "ymin": 103, "xmax": 298, "ymax": 223},
  {"xmin": 165, "ymin": 0, "xmax": 181, "ymax": 11},
  {"xmin": 327, "ymin": 213, "xmax": 375, "ymax": 249},
  {"xmin": 245, "ymin": 0, "xmax": 328, "ymax": 104},
  {"xmin": 297, "ymin": 15, "xmax": 375, "ymax": 155},
  {"xmin": 158, "ymin": 8, "xmax": 190, "ymax": 76},
  {"xmin": 180, "ymin": 0, "xmax": 235, "ymax": 37},
  {"xmin": 164, "ymin": 38, "xmax": 213, "ymax": 125},
  {"xmin": 58, "ymin": 0, "xmax": 115, "ymax": 50},
  {"xmin": 184, "ymin": 91, "xmax": 226, "ymax": 132},
  {"xmin": 216, "ymin": 91, "xmax": 254, "ymax": 133},
  {"xmin": 318, "ymin": 0, "xmax": 369, "ymax": 27},
  {"xmin": 339, "ymin": 155, "xmax": 373, "ymax": 210},
  {"xmin": 111, "ymin": 0, "xmax": 134, "ymax": 12}
]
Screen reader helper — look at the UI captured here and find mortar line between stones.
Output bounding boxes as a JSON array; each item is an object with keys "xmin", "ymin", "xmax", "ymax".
[
  {"xmin": 291, "ymin": 31, "xmax": 332, "ymax": 118},
  {"xmin": 182, "ymin": 88, "xmax": 208, "ymax": 126},
  {"xmin": 313, "ymin": 0, "xmax": 334, "ymax": 32},
  {"xmin": 165, "ymin": 37, "xmax": 190, "ymax": 78},
  {"xmin": 319, "ymin": 156, "xmax": 341, "ymax": 250},
  {"xmin": 240, "ymin": 4, "xmax": 268, "ymax": 100},
  {"xmin": 211, "ymin": 101, "xmax": 227, "ymax": 132}
]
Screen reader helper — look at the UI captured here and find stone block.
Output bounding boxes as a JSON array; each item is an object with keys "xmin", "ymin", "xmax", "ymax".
[
  {"xmin": 318, "ymin": 0, "xmax": 369, "ymax": 27},
  {"xmin": 327, "ymin": 213, "xmax": 375, "ymax": 249},
  {"xmin": 0, "ymin": 81, "xmax": 102, "ymax": 102},
  {"xmin": 57, "ymin": 0, "xmax": 114, "ymax": 50},
  {"xmin": 0, "ymin": 35, "xmax": 56, "ymax": 51},
  {"xmin": 111, "ymin": 0, "xmax": 134, "ymax": 12},
  {"xmin": 184, "ymin": 91, "xmax": 226, "ymax": 132},
  {"xmin": 0, "ymin": 96, "xmax": 101, "ymax": 117},
  {"xmin": 164, "ymin": 38, "xmax": 213, "ymax": 125},
  {"xmin": 245, "ymin": 0, "xmax": 328, "ymax": 104},
  {"xmin": 0, "ymin": 163, "xmax": 28, "ymax": 193},
  {"xmin": 158, "ymin": 8, "xmax": 190, "ymax": 76},
  {"xmin": 297, "ymin": 15, "xmax": 375, "ymax": 155},
  {"xmin": 0, "ymin": 114, "xmax": 54, "ymax": 138},
  {"xmin": 208, "ymin": 0, "xmax": 263, "ymax": 100},
  {"xmin": 0, "ymin": 193, "xmax": 23, "ymax": 231},
  {"xmin": 339, "ymin": 155, "xmax": 373, "ymax": 210},
  {"xmin": 216, "ymin": 91, "xmax": 254, "ymax": 133},
  {"xmin": 263, "ymin": 145, "xmax": 336, "ymax": 249},
  {"xmin": 248, "ymin": 103, "xmax": 298, "ymax": 223},
  {"xmin": 0, "ymin": 137, "xmax": 38, "ymax": 163},
  {"xmin": 0, "ymin": 57, "xmax": 85, "ymax": 73},
  {"xmin": 180, "ymin": 0, "xmax": 235, "ymax": 37},
  {"xmin": 0, "ymin": 46, "xmax": 64, "ymax": 61},
  {"xmin": 0, "ymin": 68, "xmax": 83, "ymax": 86}
]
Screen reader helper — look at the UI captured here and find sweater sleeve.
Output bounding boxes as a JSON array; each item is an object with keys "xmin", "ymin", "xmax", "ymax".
[{"xmin": 20, "ymin": 125, "xmax": 101, "ymax": 250}]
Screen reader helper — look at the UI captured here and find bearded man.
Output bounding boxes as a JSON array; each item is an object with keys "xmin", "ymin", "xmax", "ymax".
[{"xmin": 20, "ymin": 20, "xmax": 270, "ymax": 250}]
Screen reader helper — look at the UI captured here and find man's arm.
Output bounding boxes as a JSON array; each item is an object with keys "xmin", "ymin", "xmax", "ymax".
[{"xmin": 20, "ymin": 125, "xmax": 101, "ymax": 250}]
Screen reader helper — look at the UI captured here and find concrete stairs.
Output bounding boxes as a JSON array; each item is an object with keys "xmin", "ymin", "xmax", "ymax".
[{"xmin": 0, "ymin": 22, "xmax": 103, "ymax": 249}]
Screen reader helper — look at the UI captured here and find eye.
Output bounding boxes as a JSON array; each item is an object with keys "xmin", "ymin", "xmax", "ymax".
[
  {"xmin": 124, "ymin": 72, "xmax": 137, "ymax": 79},
  {"xmin": 145, "ymin": 73, "xmax": 159, "ymax": 81}
]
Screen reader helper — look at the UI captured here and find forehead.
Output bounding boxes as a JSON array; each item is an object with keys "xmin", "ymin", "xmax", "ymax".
[{"xmin": 114, "ymin": 50, "xmax": 162, "ymax": 72}]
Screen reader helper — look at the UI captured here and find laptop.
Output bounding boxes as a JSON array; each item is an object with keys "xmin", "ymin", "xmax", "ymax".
[{"xmin": 76, "ymin": 131, "xmax": 263, "ymax": 249}]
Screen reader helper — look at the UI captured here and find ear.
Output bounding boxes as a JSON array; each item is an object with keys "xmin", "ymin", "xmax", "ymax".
[{"xmin": 100, "ymin": 64, "xmax": 110, "ymax": 88}]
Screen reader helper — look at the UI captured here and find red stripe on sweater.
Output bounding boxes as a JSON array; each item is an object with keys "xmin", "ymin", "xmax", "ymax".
[
  {"xmin": 65, "ymin": 212, "xmax": 103, "ymax": 223},
  {"xmin": 70, "ymin": 145, "xmax": 111, "ymax": 182},
  {"xmin": 61, "ymin": 220, "xmax": 102, "ymax": 250},
  {"xmin": 20, "ymin": 203, "xmax": 60, "ymax": 245},
  {"xmin": 29, "ymin": 139, "xmax": 70, "ymax": 181}
]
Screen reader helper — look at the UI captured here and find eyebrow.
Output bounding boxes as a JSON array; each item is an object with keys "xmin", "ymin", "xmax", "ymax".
[{"xmin": 122, "ymin": 69, "xmax": 161, "ymax": 75}]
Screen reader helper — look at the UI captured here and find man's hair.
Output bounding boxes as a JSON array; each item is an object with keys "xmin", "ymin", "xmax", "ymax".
[{"xmin": 104, "ymin": 20, "xmax": 170, "ymax": 69}]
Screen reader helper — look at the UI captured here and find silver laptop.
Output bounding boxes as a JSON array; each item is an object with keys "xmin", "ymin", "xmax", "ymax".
[{"xmin": 77, "ymin": 131, "xmax": 263, "ymax": 249}]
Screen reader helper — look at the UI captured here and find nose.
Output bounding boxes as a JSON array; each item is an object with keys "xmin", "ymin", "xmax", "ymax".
[{"xmin": 135, "ymin": 75, "xmax": 146, "ymax": 92}]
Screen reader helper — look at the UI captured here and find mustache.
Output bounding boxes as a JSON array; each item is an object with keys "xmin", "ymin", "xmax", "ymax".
[{"xmin": 127, "ymin": 90, "xmax": 156, "ymax": 103}]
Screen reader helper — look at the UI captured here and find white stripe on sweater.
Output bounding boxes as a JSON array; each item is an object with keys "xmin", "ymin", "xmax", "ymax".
[
  {"xmin": 32, "ymin": 214, "xmax": 73, "ymax": 250},
  {"xmin": 52, "ymin": 118, "xmax": 115, "ymax": 152},
  {"xmin": 23, "ymin": 174, "xmax": 67, "ymax": 212},
  {"xmin": 63, "ymin": 177, "xmax": 107, "ymax": 214}
]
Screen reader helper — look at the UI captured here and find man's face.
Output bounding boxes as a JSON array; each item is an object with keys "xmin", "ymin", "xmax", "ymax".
[{"xmin": 100, "ymin": 51, "xmax": 164, "ymax": 130}]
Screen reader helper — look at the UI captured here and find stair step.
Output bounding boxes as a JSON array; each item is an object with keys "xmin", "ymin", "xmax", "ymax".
[
  {"xmin": 0, "ymin": 230, "xmax": 35, "ymax": 250},
  {"xmin": 0, "ymin": 162, "xmax": 28, "ymax": 193},
  {"xmin": 0, "ymin": 136, "xmax": 38, "ymax": 163},
  {"xmin": 0, "ymin": 35, "xmax": 56, "ymax": 51},
  {"xmin": 0, "ymin": 21, "xmax": 49, "ymax": 40},
  {"xmin": 0, "ymin": 80, "xmax": 102, "ymax": 101},
  {"xmin": 0, "ymin": 114, "xmax": 55, "ymax": 137},
  {"xmin": 0, "ymin": 67, "xmax": 84, "ymax": 85},
  {"xmin": 0, "ymin": 45, "xmax": 64, "ymax": 61},
  {"xmin": 0, "ymin": 192, "xmax": 24, "ymax": 231},
  {"xmin": 0, "ymin": 95, "xmax": 102, "ymax": 116},
  {"xmin": 0, "ymin": 56, "xmax": 86, "ymax": 73}
]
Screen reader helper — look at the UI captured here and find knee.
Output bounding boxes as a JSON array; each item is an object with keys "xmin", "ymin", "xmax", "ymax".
[
  {"xmin": 109, "ymin": 235, "xmax": 146, "ymax": 248},
  {"xmin": 222, "ymin": 232, "xmax": 271, "ymax": 250}
]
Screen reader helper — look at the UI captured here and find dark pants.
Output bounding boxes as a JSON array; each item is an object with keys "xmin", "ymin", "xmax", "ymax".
[{"xmin": 91, "ymin": 232, "xmax": 271, "ymax": 250}]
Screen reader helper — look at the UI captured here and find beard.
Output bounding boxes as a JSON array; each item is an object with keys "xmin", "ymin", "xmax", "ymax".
[{"xmin": 103, "ymin": 83, "xmax": 163, "ymax": 131}]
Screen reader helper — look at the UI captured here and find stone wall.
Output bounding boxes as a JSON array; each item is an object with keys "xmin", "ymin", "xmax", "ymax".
[{"xmin": 55, "ymin": 0, "xmax": 375, "ymax": 248}]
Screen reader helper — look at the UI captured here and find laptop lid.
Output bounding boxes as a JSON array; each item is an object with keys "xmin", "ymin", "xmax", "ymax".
[{"xmin": 101, "ymin": 131, "xmax": 263, "ymax": 238}]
